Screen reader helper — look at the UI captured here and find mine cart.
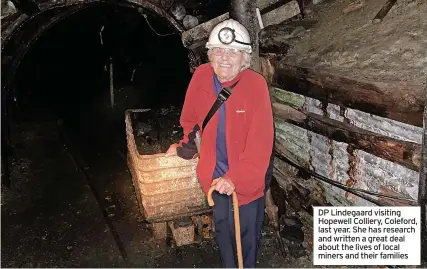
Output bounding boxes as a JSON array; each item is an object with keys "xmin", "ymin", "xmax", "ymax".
[{"xmin": 125, "ymin": 109, "xmax": 213, "ymax": 246}]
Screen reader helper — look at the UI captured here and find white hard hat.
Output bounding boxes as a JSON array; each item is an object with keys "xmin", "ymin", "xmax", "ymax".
[{"xmin": 205, "ymin": 18, "xmax": 252, "ymax": 54}]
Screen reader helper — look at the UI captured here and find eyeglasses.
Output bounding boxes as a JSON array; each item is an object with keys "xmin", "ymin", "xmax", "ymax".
[{"xmin": 211, "ymin": 47, "xmax": 242, "ymax": 57}]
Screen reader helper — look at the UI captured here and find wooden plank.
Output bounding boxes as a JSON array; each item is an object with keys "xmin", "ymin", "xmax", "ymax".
[
  {"xmin": 272, "ymin": 102, "xmax": 422, "ymax": 171},
  {"xmin": 260, "ymin": 57, "xmax": 275, "ymax": 84},
  {"xmin": 372, "ymin": 0, "xmax": 398, "ymax": 24},
  {"xmin": 181, "ymin": 12, "xmax": 229, "ymax": 49},
  {"xmin": 181, "ymin": 0, "xmax": 300, "ymax": 49},
  {"xmin": 261, "ymin": 0, "xmax": 300, "ymax": 27},
  {"xmin": 257, "ymin": 0, "xmax": 287, "ymax": 11},
  {"xmin": 418, "ymin": 79, "xmax": 427, "ymax": 267},
  {"xmin": 270, "ymin": 62, "xmax": 425, "ymax": 127},
  {"xmin": 230, "ymin": 0, "xmax": 260, "ymax": 71}
]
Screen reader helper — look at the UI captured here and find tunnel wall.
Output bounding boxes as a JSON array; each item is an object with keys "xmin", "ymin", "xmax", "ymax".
[
  {"xmin": 0, "ymin": 0, "xmax": 202, "ymax": 184},
  {"xmin": 1, "ymin": 0, "xmax": 201, "ymax": 94},
  {"xmin": 272, "ymin": 86, "xmax": 422, "ymax": 206},
  {"xmin": 1, "ymin": 0, "xmax": 181, "ymax": 41},
  {"xmin": 264, "ymin": 0, "xmax": 426, "ymax": 207}
]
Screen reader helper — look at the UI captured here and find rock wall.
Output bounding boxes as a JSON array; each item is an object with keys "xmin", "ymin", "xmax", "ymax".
[
  {"xmin": 266, "ymin": 0, "xmax": 426, "ymax": 207},
  {"xmin": 283, "ymin": 0, "xmax": 427, "ymax": 91},
  {"xmin": 273, "ymin": 87, "xmax": 422, "ymax": 207}
]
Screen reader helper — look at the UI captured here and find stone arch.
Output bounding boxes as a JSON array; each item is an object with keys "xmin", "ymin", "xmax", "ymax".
[
  {"xmin": 1, "ymin": 0, "xmax": 202, "ymax": 94},
  {"xmin": 0, "ymin": 0, "xmax": 202, "ymax": 177}
]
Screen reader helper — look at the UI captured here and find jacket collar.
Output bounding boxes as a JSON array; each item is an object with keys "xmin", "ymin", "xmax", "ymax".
[{"xmin": 202, "ymin": 64, "xmax": 245, "ymax": 93}]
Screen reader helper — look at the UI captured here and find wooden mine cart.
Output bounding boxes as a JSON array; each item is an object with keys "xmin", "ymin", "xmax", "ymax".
[{"xmin": 125, "ymin": 109, "xmax": 213, "ymax": 246}]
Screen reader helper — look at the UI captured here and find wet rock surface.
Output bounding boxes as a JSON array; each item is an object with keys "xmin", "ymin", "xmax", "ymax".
[
  {"xmin": 2, "ymin": 109, "xmax": 315, "ymax": 267},
  {"xmin": 283, "ymin": 0, "xmax": 427, "ymax": 89}
]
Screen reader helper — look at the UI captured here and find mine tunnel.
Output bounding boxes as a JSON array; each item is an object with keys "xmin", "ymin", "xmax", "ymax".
[
  {"xmin": 2, "ymin": 0, "xmax": 427, "ymax": 267},
  {"xmin": 7, "ymin": 3, "xmax": 194, "ymax": 149},
  {"xmin": 2, "ymin": 2, "xmax": 247, "ymax": 267},
  {"xmin": 1, "ymin": 0, "xmax": 313, "ymax": 266}
]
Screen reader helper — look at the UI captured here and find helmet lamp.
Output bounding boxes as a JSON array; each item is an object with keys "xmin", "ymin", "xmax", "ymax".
[{"xmin": 218, "ymin": 27, "xmax": 251, "ymax": 46}]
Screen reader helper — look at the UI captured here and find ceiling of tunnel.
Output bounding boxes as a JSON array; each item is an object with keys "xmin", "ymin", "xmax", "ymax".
[
  {"xmin": 10, "ymin": 3, "xmax": 193, "ymax": 116},
  {"xmin": 1, "ymin": 0, "xmax": 229, "ymax": 40},
  {"xmin": 1, "ymin": 0, "xmax": 229, "ymax": 96}
]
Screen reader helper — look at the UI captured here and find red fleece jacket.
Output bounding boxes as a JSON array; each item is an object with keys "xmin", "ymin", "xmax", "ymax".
[{"xmin": 178, "ymin": 63, "xmax": 274, "ymax": 206}]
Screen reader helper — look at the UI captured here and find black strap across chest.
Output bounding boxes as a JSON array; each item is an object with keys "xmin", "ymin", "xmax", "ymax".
[{"xmin": 202, "ymin": 79, "xmax": 240, "ymax": 131}]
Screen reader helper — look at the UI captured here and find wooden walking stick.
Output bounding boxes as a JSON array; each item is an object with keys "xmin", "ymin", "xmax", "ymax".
[{"xmin": 208, "ymin": 184, "xmax": 243, "ymax": 268}]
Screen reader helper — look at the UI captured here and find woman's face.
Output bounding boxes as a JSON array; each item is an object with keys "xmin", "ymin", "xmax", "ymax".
[{"xmin": 209, "ymin": 47, "xmax": 244, "ymax": 83}]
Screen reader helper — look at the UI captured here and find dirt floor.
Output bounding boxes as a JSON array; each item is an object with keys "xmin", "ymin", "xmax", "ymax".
[{"xmin": 1, "ymin": 106, "xmax": 315, "ymax": 268}]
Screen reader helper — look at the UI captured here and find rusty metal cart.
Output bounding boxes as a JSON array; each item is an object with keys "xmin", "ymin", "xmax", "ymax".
[{"xmin": 125, "ymin": 109, "xmax": 213, "ymax": 246}]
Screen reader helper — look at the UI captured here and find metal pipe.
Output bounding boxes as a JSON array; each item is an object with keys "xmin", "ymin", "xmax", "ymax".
[
  {"xmin": 274, "ymin": 151, "xmax": 418, "ymax": 205},
  {"xmin": 272, "ymin": 162, "xmax": 381, "ymax": 206},
  {"xmin": 109, "ymin": 58, "xmax": 114, "ymax": 108}
]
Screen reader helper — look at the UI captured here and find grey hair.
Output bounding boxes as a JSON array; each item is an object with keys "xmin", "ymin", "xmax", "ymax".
[{"xmin": 207, "ymin": 48, "xmax": 252, "ymax": 71}]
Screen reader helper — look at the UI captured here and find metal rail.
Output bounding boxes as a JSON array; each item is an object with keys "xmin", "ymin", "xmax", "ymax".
[{"xmin": 56, "ymin": 120, "xmax": 128, "ymax": 260}]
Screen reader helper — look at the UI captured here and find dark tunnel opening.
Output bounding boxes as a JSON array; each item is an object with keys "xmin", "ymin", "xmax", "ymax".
[
  {"xmin": 12, "ymin": 4, "xmax": 192, "ymax": 145},
  {"xmin": 0, "ymin": 3, "xmax": 212, "ymax": 186},
  {"xmin": 1, "ymin": 2, "xmax": 244, "ymax": 267},
  {"xmin": 1, "ymin": 4, "xmax": 201, "ymax": 266},
  {"xmin": 3, "ymin": 1, "xmax": 312, "ymax": 267}
]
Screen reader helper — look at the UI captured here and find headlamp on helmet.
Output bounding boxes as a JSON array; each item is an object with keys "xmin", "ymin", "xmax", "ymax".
[
  {"xmin": 218, "ymin": 27, "xmax": 251, "ymax": 46},
  {"xmin": 205, "ymin": 19, "xmax": 253, "ymax": 54}
]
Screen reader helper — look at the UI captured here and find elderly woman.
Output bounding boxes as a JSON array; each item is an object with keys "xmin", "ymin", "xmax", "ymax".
[{"xmin": 167, "ymin": 19, "xmax": 274, "ymax": 268}]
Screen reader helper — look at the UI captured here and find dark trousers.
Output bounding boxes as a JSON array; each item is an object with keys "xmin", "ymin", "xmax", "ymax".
[{"xmin": 212, "ymin": 192, "xmax": 266, "ymax": 268}]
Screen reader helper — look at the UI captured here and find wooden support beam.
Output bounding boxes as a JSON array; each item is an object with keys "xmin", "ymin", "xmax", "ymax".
[
  {"xmin": 181, "ymin": 12, "xmax": 229, "ymax": 50},
  {"xmin": 270, "ymin": 62, "xmax": 425, "ymax": 127},
  {"xmin": 273, "ymin": 155, "xmax": 331, "ymax": 213},
  {"xmin": 418, "ymin": 79, "xmax": 427, "ymax": 267},
  {"xmin": 260, "ymin": 57, "xmax": 275, "ymax": 84},
  {"xmin": 272, "ymin": 102, "xmax": 422, "ymax": 172},
  {"xmin": 259, "ymin": 20, "xmax": 317, "ymax": 56},
  {"xmin": 230, "ymin": 0, "xmax": 260, "ymax": 71},
  {"xmin": 274, "ymin": 168, "xmax": 310, "ymax": 198},
  {"xmin": 260, "ymin": 0, "xmax": 300, "ymax": 27},
  {"xmin": 372, "ymin": 0, "xmax": 398, "ymax": 24},
  {"xmin": 181, "ymin": 0, "xmax": 300, "ymax": 49}
]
